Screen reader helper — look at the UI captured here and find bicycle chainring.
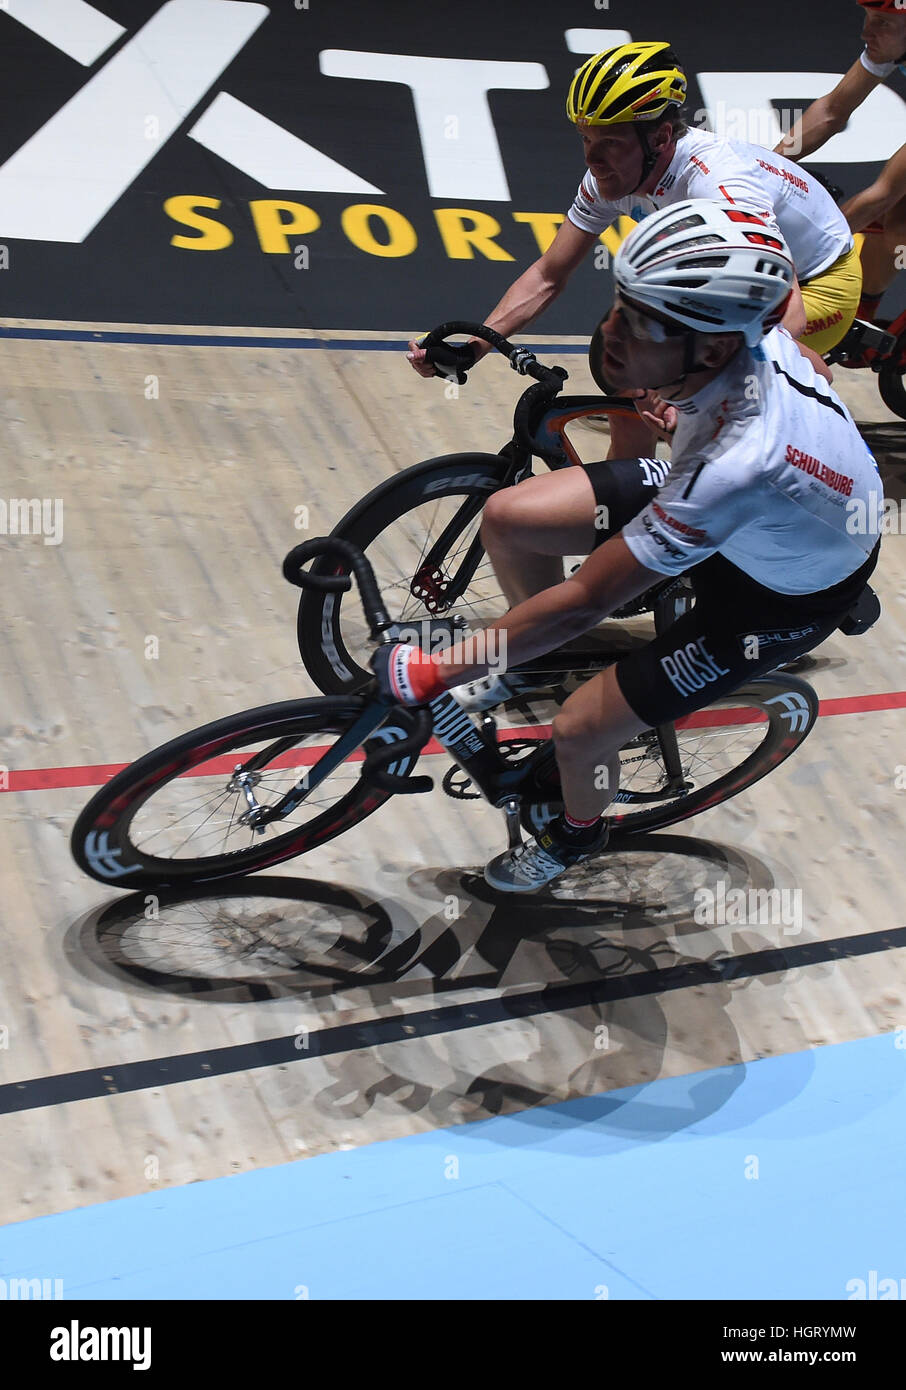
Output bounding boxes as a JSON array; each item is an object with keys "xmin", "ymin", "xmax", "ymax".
[{"xmin": 441, "ymin": 739, "xmax": 542, "ymax": 801}]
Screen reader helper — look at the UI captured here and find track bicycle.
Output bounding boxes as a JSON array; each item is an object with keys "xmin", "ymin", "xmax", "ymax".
[
  {"xmin": 72, "ymin": 533, "xmax": 830, "ymax": 891},
  {"xmin": 71, "ymin": 331, "xmax": 880, "ymax": 891}
]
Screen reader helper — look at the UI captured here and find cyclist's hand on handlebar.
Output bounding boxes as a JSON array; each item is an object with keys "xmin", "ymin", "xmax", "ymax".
[
  {"xmin": 371, "ymin": 642, "xmax": 447, "ymax": 705},
  {"xmin": 406, "ymin": 339, "xmax": 438, "ymax": 378},
  {"xmin": 407, "ymin": 338, "xmax": 480, "ymax": 383},
  {"xmin": 629, "ymin": 389, "xmax": 677, "ymax": 441}
]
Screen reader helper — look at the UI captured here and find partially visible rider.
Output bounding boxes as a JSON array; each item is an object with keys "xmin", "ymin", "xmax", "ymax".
[
  {"xmin": 383, "ymin": 200, "xmax": 882, "ymax": 892},
  {"xmin": 408, "ymin": 40, "xmax": 858, "ymax": 459},
  {"xmin": 775, "ymin": 0, "xmax": 906, "ymax": 363}
]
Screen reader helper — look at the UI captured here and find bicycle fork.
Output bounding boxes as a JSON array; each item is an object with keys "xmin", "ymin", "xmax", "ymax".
[{"xmin": 233, "ymin": 701, "xmax": 399, "ymax": 832}]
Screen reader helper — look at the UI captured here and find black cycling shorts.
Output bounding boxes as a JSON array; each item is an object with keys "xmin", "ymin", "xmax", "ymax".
[{"xmin": 584, "ymin": 457, "xmax": 881, "ymax": 728}]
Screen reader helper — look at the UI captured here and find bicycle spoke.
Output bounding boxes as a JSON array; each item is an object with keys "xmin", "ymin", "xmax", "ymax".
[
  {"xmin": 128, "ymin": 742, "xmax": 364, "ymax": 863},
  {"xmin": 619, "ymin": 719, "xmax": 766, "ymax": 801},
  {"xmin": 341, "ymin": 495, "xmax": 507, "ymax": 662}
]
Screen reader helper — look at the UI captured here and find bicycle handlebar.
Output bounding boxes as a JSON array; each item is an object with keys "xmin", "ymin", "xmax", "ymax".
[
  {"xmin": 283, "ymin": 536, "xmax": 435, "ymax": 791},
  {"xmin": 420, "ymin": 321, "xmax": 569, "ymax": 458},
  {"xmin": 360, "ymin": 709, "xmax": 434, "ymax": 794},
  {"xmin": 282, "ymin": 536, "xmax": 393, "ymax": 637},
  {"xmin": 420, "ymin": 320, "xmax": 567, "ymax": 388}
]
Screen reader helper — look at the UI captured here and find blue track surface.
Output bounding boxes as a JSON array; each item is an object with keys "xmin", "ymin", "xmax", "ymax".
[{"xmin": 1, "ymin": 1033, "xmax": 904, "ymax": 1299}]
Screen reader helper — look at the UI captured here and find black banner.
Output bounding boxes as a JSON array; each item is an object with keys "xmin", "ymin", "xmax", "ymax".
[{"xmin": 0, "ymin": 0, "xmax": 903, "ymax": 329}]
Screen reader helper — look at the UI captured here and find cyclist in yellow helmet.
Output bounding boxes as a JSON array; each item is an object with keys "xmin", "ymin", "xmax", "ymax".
[
  {"xmin": 408, "ymin": 40, "xmax": 857, "ymax": 463},
  {"xmin": 775, "ymin": 0, "xmax": 906, "ymax": 363},
  {"xmin": 565, "ymin": 41, "xmax": 688, "ymax": 189}
]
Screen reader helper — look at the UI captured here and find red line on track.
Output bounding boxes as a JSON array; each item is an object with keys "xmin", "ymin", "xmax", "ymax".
[{"xmin": 4, "ymin": 689, "xmax": 906, "ymax": 795}]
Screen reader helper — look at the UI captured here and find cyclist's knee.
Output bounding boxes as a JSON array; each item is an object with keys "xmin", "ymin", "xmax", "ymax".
[
  {"xmin": 480, "ymin": 487, "xmax": 539, "ymax": 546},
  {"xmin": 552, "ymin": 698, "xmax": 617, "ymax": 754},
  {"xmin": 551, "ymin": 705, "xmax": 593, "ymax": 751}
]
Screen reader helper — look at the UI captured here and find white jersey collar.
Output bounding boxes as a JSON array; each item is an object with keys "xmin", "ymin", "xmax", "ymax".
[
  {"xmin": 668, "ymin": 345, "xmax": 755, "ymax": 443},
  {"xmin": 663, "ymin": 131, "xmax": 692, "ymax": 182},
  {"xmin": 650, "ymin": 130, "xmax": 697, "ymax": 199}
]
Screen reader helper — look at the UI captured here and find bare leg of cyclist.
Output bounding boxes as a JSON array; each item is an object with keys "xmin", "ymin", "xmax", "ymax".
[
  {"xmin": 480, "ymin": 467, "xmax": 599, "ymax": 608},
  {"xmin": 607, "ymin": 412, "xmax": 660, "ymax": 463},
  {"xmin": 552, "ymin": 664, "xmax": 645, "ymax": 819},
  {"xmin": 483, "ymin": 664, "xmax": 644, "ymax": 888},
  {"xmin": 859, "ymin": 197, "xmax": 906, "ymax": 301},
  {"xmin": 456, "ymin": 466, "xmax": 652, "ymax": 712}
]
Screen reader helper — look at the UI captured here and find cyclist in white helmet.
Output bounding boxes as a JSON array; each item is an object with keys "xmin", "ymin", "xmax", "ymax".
[
  {"xmin": 379, "ymin": 199, "xmax": 881, "ymax": 891},
  {"xmin": 408, "ymin": 41, "xmax": 857, "ymax": 462}
]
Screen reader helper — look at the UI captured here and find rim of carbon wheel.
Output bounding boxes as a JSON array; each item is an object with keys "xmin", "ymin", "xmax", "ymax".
[
  {"xmin": 521, "ymin": 674, "xmax": 819, "ymax": 839},
  {"xmin": 71, "ymin": 698, "xmax": 419, "ymax": 888}
]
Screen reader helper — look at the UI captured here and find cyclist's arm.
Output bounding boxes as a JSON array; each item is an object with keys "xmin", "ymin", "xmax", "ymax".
[
  {"xmin": 842, "ymin": 140, "xmax": 906, "ymax": 230},
  {"xmin": 782, "ymin": 274, "xmax": 807, "ymax": 340},
  {"xmin": 562, "ymin": 535, "xmax": 666, "ymax": 620},
  {"xmin": 436, "ymin": 537, "xmax": 658, "ymax": 686},
  {"xmin": 465, "ymin": 218, "xmax": 601, "ymax": 361},
  {"xmin": 778, "ymin": 286, "xmax": 833, "ymax": 380},
  {"xmin": 774, "ymin": 58, "xmax": 879, "ymax": 161}
]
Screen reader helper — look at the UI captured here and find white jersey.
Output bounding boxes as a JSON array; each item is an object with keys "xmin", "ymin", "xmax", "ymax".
[
  {"xmin": 860, "ymin": 45, "xmax": 906, "ymax": 80},
  {"xmin": 621, "ymin": 327, "xmax": 882, "ymax": 594},
  {"xmin": 568, "ymin": 126, "xmax": 853, "ymax": 280}
]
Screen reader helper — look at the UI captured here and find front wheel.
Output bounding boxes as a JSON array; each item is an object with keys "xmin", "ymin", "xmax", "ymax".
[{"xmin": 71, "ymin": 699, "xmax": 422, "ymax": 889}]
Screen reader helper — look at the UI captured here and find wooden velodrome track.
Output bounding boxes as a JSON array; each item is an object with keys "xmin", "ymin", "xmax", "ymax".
[{"xmin": 0, "ymin": 319, "xmax": 904, "ymax": 1227}]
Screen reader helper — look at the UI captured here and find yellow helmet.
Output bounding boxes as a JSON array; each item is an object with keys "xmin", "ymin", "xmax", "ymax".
[{"xmin": 567, "ymin": 42, "xmax": 687, "ymax": 126}]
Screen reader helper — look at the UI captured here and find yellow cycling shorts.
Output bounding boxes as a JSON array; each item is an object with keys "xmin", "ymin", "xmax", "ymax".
[{"xmin": 798, "ymin": 242, "xmax": 863, "ymax": 356}]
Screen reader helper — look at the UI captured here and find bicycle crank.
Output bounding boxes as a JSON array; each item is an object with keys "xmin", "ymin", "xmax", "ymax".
[{"xmin": 441, "ymin": 739, "xmax": 543, "ymax": 800}]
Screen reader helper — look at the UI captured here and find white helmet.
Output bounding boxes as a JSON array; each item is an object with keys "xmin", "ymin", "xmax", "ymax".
[{"xmin": 613, "ymin": 198, "xmax": 794, "ymax": 347}]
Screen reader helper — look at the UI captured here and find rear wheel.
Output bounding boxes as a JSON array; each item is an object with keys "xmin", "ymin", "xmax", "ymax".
[{"xmin": 520, "ymin": 673, "xmax": 819, "ymax": 838}]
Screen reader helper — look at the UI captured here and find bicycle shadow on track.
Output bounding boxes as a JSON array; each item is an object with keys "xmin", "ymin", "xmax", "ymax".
[
  {"xmin": 67, "ymin": 833, "xmax": 797, "ymax": 1004},
  {"xmin": 64, "ymin": 833, "xmax": 833, "ymax": 1141}
]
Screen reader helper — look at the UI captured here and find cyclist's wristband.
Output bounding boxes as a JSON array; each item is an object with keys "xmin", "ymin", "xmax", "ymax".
[{"xmin": 379, "ymin": 644, "xmax": 446, "ymax": 704}]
